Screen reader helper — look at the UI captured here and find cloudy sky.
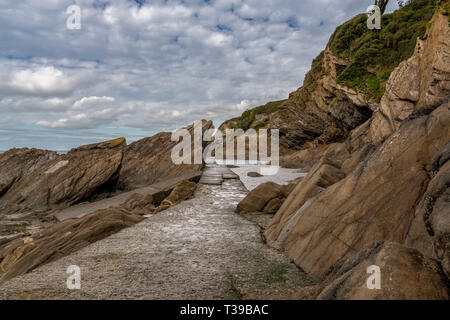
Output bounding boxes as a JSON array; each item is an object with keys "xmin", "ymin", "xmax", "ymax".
[{"xmin": 0, "ymin": 0, "xmax": 399, "ymax": 151}]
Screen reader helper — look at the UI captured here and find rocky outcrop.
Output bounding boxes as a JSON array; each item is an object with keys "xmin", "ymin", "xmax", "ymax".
[
  {"xmin": 118, "ymin": 120, "xmax": 213, "ymax": 190},
  {"xmin": 0, "ymin": 138, "xmax": 126, "ymax": 216},
  {"xmin": 282, "ymin": 48, "xmax": 375, "ymax": 146},
  {"xmin": 266, "ymin": 103, "xmax": 450, "ymax": 278},
  {"xmin": 369, "ymin": 12, "xmax": 450, "ymax": 145},
  {"xmin": 253, "ymin": 48, "xmax": 374, "ymax": 152},
  {"xmin": 295, "ymin": 241, "xmax": 450, "ymax": 300},
  {"xmin": 0, "ymin": 148, "xmax": 57, "ymax": 198},
  {"xmin": 219, "ymin": 48, "xmax": 374, "ymax": 155}
]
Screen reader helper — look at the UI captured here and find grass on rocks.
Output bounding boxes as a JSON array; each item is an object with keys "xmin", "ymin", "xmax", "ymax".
[
  {"xmin": 328, "ymin": 0, "xmax": 438, "ymax": 101},
  {"xmin": 262, "ymin": 262, "xmax": 290, "ymax": 284}
]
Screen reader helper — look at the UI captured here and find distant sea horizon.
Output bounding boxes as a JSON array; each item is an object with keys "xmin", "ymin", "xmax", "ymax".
[{"xmin": 0, "ymin": 149, "xmax": 69, "ymax": 154}]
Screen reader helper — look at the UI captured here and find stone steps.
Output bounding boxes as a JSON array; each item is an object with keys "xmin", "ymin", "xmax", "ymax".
[{"xmin": 199, "ymin": 165, "xmax": 238, "ymax": 185}]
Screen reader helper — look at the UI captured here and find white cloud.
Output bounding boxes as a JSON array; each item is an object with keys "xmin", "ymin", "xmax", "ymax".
[
  {"xmin": 0, "ymin": 0, "xmax": 400, "ymax": 149},
  {"xmin": 72, "ymin": 96, "xmax": 115, "ymax": 110},
  {"xmin": 0, "ymin": 66, "xmax": 77, "ymax": 97}
]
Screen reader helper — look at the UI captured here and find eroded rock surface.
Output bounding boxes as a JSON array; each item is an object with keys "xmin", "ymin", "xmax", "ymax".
[
  {"xmin": 295, "ymin": 241, "xmax": 450, "ymax": 300},
  {"xmin": 267, "ymin": 103, "xmax": 449, "ymax": 278},
  {"xmin": 0, "ymin": 148, "xmax": 57, "ymax": 198},
  {"xmin": 0, "ymin": 138, "xmax": 126, "ymax": 216}
]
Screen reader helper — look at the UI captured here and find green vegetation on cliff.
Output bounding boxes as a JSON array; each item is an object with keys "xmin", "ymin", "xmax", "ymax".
[
  {"xmin": 223, "ymin": 0, "xmax": 441, "ymax": 131},
  {"xmin": 329, "ymin": 0, "xmax": 438, "ymax": 101},
  {"xmin": 227, "ymin": 99, "xmax": 287, "ymax": 131}
]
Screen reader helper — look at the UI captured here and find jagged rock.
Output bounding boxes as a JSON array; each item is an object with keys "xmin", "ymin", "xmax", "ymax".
[
  {"xmin": 272, "ymin": 48, "xmax": 374, "ymax": 149},
  {"xmin": 265, "ymin": 158, "xmax": 345, "ymax": 246},
  {"xmin": 268, "ymin": 104, "xmax": 449, "ymax": 278},
  {"xmin": 0, "ymin": 206, "xmax": 144, "ymax": 283},
  {"xmin": 118, "ymin": 120, "xmax": 213, "ymax": 190},
  {"xmin": 0, "ymin": 138, "xmax": 126, "ymax": 216},
  {"xmin": 0, "ymin": 148, "xmax": 57, "ymax": 198},
  {"xmin": 295, "ymin": 241, "xmax": 449, "ymax": 300},
  {"xmin": 370, "ymin": 13, "xmax": 450, "ymax": 144}
]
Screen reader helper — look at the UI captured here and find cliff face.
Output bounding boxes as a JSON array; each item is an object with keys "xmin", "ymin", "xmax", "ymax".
[
  {"xmin": 233, "ymin": 1, "xmax": 450, "ymax": 299},
  {"xmin": 370, "ymin": 11, "xmax": 450, "ymax": 144},
  {"xmin": 221, "ymin": 0, "xmax": 440, "ymax": 166},
  {"xmin": 220, "ymin": 48, "xmax": 374, "ymax": 153}
]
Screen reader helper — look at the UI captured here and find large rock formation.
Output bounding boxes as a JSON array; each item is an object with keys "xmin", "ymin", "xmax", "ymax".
[
  {"xmin": 0, "ymin": 120, "xmax": 212, "ymax": 219},
  {"xmin": 265, "ymin": 158, "xmax": 345, "ymax": 249},
  {"xmin": 260, "ymin": 6, "xmax": 450, "ymax": 299},
  {"xmin": 220, "ymin": 48, "xmax": 374, "ymax": 156},
  {"xmin": 295, "ymin": 241, "xmax": 449, "ymax": 300},
  {"xmin": 0, "ymin": 138, "xmax": 126, "ymax": 216},
  {"xmin": 369, "ymin": 12, "xmax": 450, "ymax": 144},
  {"xmin": 266, "ymin": 103, "xmax": 449, "ymax": 278},
  {"xmin": 118, "ymin": 120, "xmax": 213, "ymax": 190}
]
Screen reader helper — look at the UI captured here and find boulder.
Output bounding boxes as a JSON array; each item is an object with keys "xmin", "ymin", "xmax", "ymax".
[
  {"xmin": 236, "ymin": 182, "xmax": 285, "ymax": 214},
  {"xmin": 0, "ymin": 138, "xmax": 126, "ymax": 216},
  {"xmin": 268, "ymin": 104, "xmax": 449, "ymax": 278},
  {"xmin": 295, "ymin": 241, "xmax": 449, "ymax": 300},
  {"xmin": 118, "ymin": 120, "xmax": 213, "ymax": 190}
]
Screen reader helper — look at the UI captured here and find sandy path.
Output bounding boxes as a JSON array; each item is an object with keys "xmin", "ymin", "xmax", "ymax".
[{"xmin": 0, "ymin": 167, "xmax": 313, "ymax": 300}]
